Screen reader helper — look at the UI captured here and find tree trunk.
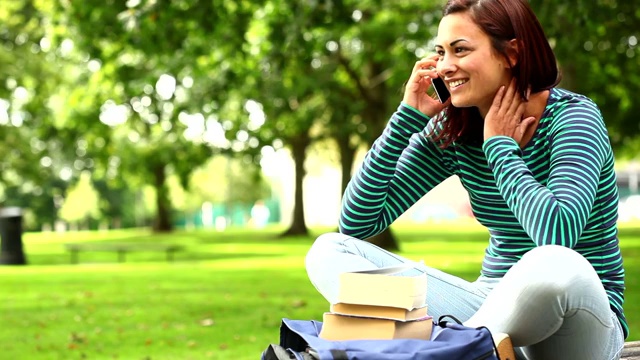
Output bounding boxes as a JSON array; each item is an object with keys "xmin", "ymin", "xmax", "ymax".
[
  {"xmin": 365, "ymin": 229, "xmax": 399, "ymax": 252},
  {"xmin": 336, "ymin": 134, "xmax": 401, "ymax": 251},
  {"xmin": 281, "ymin": 131, "xmax": 310, "ymax": 237},
  {"xmin": 559, "ymin": 63, "xmax": 577, "ymax": 91},
  {"xmin": 153, "ymin": 163, "xmax": 172, "ymax": 232},
  {"xmin": 361, "ymin": 59, "xmax": 400, "ymax": 251},
  {"xmin": 335, "ymin": 132, "xmax": 357, "ymax": 197}
]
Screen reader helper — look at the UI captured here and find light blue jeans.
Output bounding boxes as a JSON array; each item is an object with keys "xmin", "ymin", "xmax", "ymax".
[{"xmin": 305, "ymin": 232, "xmax": 625, "ymax": 360}]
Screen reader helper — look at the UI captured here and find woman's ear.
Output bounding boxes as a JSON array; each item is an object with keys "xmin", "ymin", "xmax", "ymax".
[{"xmin": 506, "ymin": 39, "xmax": 519, "ymax": 67}]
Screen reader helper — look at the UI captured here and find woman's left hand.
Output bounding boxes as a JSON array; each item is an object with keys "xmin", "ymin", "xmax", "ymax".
[{"xmin": 484, "ymin": 79, "xmax": 536, "ymax": 143}]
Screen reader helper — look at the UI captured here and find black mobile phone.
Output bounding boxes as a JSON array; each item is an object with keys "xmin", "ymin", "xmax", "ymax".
[{"xmin": 432, "ymin": 77, "xmax": 450, "ymax": 103}]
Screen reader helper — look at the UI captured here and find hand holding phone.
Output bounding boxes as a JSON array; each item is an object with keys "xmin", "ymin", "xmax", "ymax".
[{"xmin": 403, "ymin": 56, "xmax": 449, "ymax": 117}]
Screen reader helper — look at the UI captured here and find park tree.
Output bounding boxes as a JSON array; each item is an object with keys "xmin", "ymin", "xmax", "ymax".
[
  {"xmin": 221, "ymin": 3, "xmax": 326, "ymax": 237},
  {"xmin": 320, "ymin": 1, "xmax": 444, "ymax": 250},
  {"xmin": 54, "ymin": 0, "xmax": 266, "ymax": 231},
  {"xmin": 532, "ymin": 1, "xmax": 640, "ymax": 156},
  {"xmin": 8, "ymin": 0, "xmax": 633, "ymax": 245},
  {"xmin": 250, "ymin": 0, "xmax": 443, "ymax": 248},
  {"xmin": 0, "ymin": 0, "xmax": 90, "ymax": 229},
  {"xmin": 250, "ymin": 0, "xmax": 639, "ymax": 249}
]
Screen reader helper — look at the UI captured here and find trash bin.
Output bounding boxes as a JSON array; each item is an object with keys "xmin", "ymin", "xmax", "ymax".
[{"xmin": 0, "ymin": 207, "xmax": 27, "ymax": 265}]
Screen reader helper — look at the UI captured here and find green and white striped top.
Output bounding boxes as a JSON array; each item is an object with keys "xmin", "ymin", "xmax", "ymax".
[{"xmin": 339, "ymin": 88, "xmax": 628, "ymax": 338}]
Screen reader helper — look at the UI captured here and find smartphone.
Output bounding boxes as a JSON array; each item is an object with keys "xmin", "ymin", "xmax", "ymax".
[{"xmin": 432, "ymin": 77, "xmax": 450, "ymax": 103}]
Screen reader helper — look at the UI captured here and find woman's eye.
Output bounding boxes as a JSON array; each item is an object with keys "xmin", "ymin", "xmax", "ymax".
[
  {"xmin": 455, "ymin": 47, "xmax": 468, "ymax": 53},
  {"xmin": 436, "ymin": 50, "xmax": 445, "ymax": 56}
]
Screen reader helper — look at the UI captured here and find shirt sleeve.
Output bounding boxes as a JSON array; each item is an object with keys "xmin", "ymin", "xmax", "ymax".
[
  {"xmin": 339, "ymin": 103, "xmax": 454, "ymax": 239},
  {"xmin": 482, "ymin": 99, "xmax": 610, "ymax": 248}
]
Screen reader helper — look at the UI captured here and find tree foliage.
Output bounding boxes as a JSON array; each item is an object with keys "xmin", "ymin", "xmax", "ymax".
[
  {"xmin": 0, "ymin": 0, "xmax": 638, "ymax": 242},
  {"xmin": 53, "ymin": 0, "xmax": 267, "ymax": 231},
  {"xmin": 533, "ymin": 0, "xmax": 640, "ymax": 156}
]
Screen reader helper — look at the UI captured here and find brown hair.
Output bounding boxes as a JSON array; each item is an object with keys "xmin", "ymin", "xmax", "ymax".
[{"xmin": 433, "ymin": 0, "xmax": 560, "ymax": 147}]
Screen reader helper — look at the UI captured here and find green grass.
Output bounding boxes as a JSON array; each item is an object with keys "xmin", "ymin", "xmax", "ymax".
[{"xmin": 0, "ymin": 223, "xmax": 638, "ymax": 360}]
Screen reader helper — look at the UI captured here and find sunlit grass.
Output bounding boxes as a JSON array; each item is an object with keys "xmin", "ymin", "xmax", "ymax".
[{"xmin": 0, "ymin": 223, "xmax": 637, "ymax": 359}]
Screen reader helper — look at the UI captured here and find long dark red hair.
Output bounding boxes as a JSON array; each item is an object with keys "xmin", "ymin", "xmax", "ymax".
[{"xmin": 433, "ymin": 0, "xmax": 561, "ymax": 147}]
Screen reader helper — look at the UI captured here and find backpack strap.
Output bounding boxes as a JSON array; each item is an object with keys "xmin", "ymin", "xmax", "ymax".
[
  {"xmin": 486, "ymin": 331, "xmax": 516, "ymax": 360},
  {"xmin": 437, "ymin": 314, "xmax": 464, "ymax": 327}
]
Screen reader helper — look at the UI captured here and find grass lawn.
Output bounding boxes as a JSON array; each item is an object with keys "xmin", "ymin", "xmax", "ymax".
[{"xmin": 0, "ymin": 222, "xmax": 638, "ymax": 360}]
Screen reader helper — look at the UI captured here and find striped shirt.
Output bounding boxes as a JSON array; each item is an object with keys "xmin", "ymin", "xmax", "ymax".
[{"xmin": 339, "ymin": 88, "xmax": 628, "ymax": 338}]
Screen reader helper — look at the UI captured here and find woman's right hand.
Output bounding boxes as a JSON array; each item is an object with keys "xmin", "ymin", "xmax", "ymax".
[{"xmin": 402, "ymin": 55, "xmax": 450, "ymax": 117}]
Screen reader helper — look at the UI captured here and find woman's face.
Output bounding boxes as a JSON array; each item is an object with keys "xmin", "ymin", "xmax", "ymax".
[{"xmin": 435, "ymin": 12, "xmax": 512, "ymax": 117}]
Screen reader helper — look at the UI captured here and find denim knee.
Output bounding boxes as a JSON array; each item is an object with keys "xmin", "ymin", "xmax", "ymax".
[
  {"xmin": 306, "ymin": 232, "xmax": 342, "ymax": 263},
  {"xmin": 508, "ymin": 245, "xmax": 601, "ymax": 301}
]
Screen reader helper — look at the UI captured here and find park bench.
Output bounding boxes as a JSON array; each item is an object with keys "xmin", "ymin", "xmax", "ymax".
[
  {"xmin": 64, "ymin": 242, "xmax": 184, "ymax": 264},
  {"xmin": 623, "ymin": 341, "xmax": 640, "ymax": 360}
]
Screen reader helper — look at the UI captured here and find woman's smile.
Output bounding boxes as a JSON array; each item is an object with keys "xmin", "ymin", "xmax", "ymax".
[{"xmin": 447, "ymin": 78, "xmax": 468, "ymax": 90}]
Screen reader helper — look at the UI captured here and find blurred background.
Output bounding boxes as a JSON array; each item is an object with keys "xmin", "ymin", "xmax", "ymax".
[
  {"xmin": 0, "ymin": 0, "xmax": 639, "ymax": 359},
  {"xmin": 0, "ymin": 0, "xmax": 638, "ymax": 241}
]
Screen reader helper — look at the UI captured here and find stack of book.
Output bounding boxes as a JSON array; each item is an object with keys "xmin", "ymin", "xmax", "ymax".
[{"xmin": 318, "ymin": 265, "xmax": 432, "ymax": 341}]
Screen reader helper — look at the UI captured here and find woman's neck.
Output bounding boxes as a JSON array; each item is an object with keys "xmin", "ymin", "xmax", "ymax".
[
  {"xmin": 478, "ymin": 89, "xmax": 548, "ymax": 119},
  {"xmin": 525, "ymin": 90, "xmax": 550, "ymax": 119},
  {"xmin": 518, "ymin": 90, "xmax": 550, "ymax": 148}
]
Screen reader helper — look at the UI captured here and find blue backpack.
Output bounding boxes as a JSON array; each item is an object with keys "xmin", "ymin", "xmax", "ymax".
[{"xmin": 261, "ymin": 316, "xmax": 500, "ymax": 360}]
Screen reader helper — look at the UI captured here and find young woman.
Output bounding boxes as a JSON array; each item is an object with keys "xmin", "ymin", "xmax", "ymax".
[{"xmin": 304, "ymin": 0, "xmax": 628, "ymax": 359}]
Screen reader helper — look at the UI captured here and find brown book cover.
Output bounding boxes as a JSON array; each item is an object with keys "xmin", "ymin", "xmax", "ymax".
[
  {"xmin": 319, "ymin": 313, "xmax": 433, "ymax": 341},
  {"xmin": 330, "ymin": 303, "xmax": 429, "ymax": 321},
  {"xmin": 336, "ymin": 264, "xmax": 427, "ymax": 310}
]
